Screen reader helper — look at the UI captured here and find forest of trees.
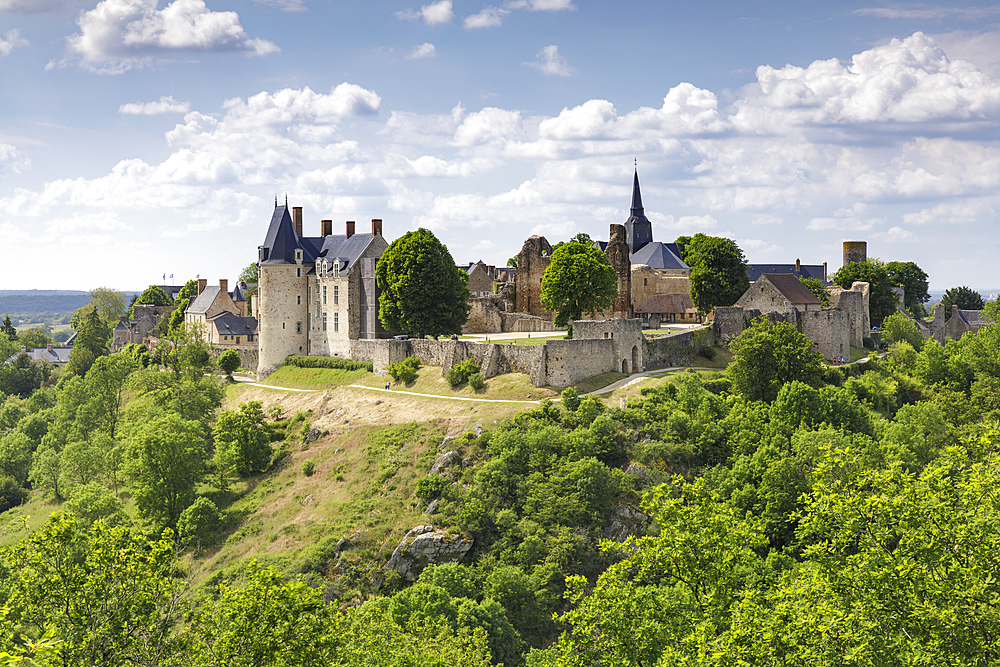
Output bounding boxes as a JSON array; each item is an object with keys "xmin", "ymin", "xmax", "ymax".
[{"xmin": 0, "ymin": 311, "xmax": 999, "ymax": 665}]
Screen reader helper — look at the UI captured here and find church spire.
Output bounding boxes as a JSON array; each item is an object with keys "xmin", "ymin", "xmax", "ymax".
[{"xmin": 630, "ymin": 168, "xmax": 643, "ymax": 213}]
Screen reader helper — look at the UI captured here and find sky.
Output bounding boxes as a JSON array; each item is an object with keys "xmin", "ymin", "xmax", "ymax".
[{"xmin": 2, "ymin": 0, "xmax": 1000, "ymax": 292}]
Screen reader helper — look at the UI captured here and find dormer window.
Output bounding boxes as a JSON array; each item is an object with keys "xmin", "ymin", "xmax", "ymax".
[
  {"xmin": 333, "ymin": 262, "xmax": 340, "ymax": 276},
  {"xmin": 258, "ymin": 247, "xmax": 267, "ymax": 263},
  {"xmin": 294, "ymin": 249, "xmax": 303, "ymax": 264}
]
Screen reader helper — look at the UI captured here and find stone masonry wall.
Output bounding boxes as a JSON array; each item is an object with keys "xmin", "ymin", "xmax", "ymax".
[
  {"xmin": 515, "ymin": 236, "xmax": 554, "ymax": 319},
  {"xmin": 573, "ymin": 319, "xmax": 645, "ymax": 373},
  {"xmin": 544, "ymin": 339, "xmax": 616, "ymax": 387},
  {"xmin": 799, "ymin": 310, "xmax": 850, "ymax": 361},
  {"xmin": 630, "ymin": 266, "xmax": 690, "ymax": 312},
  {"xmin": 713, "ymin": 306, "xmax": 746, "ymax": 348},
  {"xmin": 643, "ymin": 331, "xmax": 696, "ymax": 368}
]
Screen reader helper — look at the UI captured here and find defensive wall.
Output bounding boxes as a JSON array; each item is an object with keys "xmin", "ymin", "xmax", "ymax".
[
  {"xmin": 348, "ymin": 318, "xmax": 698, "ymax": 387},
  {"xmin": 210, "ymin": 345, "xmax": 259, "ymax": 373},
  {"xmin": 464, "ymin": 292, "xmax": 555, "ymax": 334}
]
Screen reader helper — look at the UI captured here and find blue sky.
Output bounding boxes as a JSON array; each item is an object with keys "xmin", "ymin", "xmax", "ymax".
[{"xmin": 2, "ymin": 0, "xmax": 999, "ymax": 292}]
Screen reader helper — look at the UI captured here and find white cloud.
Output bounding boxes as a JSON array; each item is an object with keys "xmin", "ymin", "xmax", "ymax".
[
  {"xmin": 396, "ymin": 0, "xmax": 452, "ymax": 25},
  {"xmin": 0, "ymin": 0, "xmax": 80, "ymax": 13},
  {"xmin": 854, "ymin": 5, "xmax": 1000, "ymax": 20},
  {"xmin": 118, "ymin": 95, "xmax": 191, "ymax": 115},
  {"xmin": 0, "ymin": 28, "xmax": 28, "ymax": 56},
  {"xmin": 55, "ymin": 0, "xmax": 279, "ymax": 74},
  {"xmin": 505, "ymin": 0, "xmax": 575, "ymax": 10},
  {"xmin": 929, "ymin": 30, "xmax": 1000, "ymax": 78},
  {"xmin": 406, "ymin": 42, "xmax": 436, "ymax": 59},
  {"xmin": 0, "ymin": 143, "xmax": 30, "ymax": 174},
  {"xmin": 524, "ymin": 44, "xmax": 574, "ymax": 76},
  {"xmin": 464, "ymin": 6, "xmax": 508, "ymax": 28},
  {"xmin": 249, "ymin": 0, "xmax": 306, "ymax": 11}
]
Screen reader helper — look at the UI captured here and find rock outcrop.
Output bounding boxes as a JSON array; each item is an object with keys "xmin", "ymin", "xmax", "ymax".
[
  {"xmin": 603, "ymin": 503, "xmax": 649, "ymax": 543},
  {"xmin": 384, "ymin": 525, "xmax": 474, "ymax": 581}
]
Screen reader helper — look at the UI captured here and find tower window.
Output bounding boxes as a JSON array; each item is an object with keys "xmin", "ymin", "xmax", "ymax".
[
  {"xmin": 296, "ymin": 321, "xmax": 302, "ymax": 333},
  {"xmin": 296, "ymin": 268, "xmax": 301, "ymax": 278},
  {"xmin": 323, "ymin": 285, "xmax": 327, "ymax": 305},
  {"xmin": 334, "ymin": 312, "xmax": 339, "ymax": 332},
  {"xmin": 296, "ymin": 295, "xmax": 301, "ymax": 305},
  {"xmin": 322, "ymin": 312, "xmax": 327, "ymax": 331},
  {"xmin": 334, "ymin": 285, "xmax": 339, "ymax": 305}
]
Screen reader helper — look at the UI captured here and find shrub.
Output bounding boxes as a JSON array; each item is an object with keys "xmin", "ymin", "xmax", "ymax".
[
  {"xmin": 302, "ymin": 459, "xmax": 316, "ymax": 477},
  {"xmin": 217, "ymin": 349, "xmax": 241, "ymax": 377},
  {"xmin": 416, "ymin": 474, "xmax": 451, "ymax": 502},
  {"xmin": 561, "ymin": 386, "xmax": 581, "ymax": 411},
  {"xmin": 824, "ymin": 366, "xmax": 845, "ymax": 386},
  {"xmin": 468, "ymin": 373, "xmax": 485, "ymax": 391},
  {"xmin": 862, "ymin": 337, "xmax": 876, "ymax": 350},
  {"xmin": 177, "ymin": 497, "xmax": 222, "ymax": 545},
  {"xmin": 698, "ymin": 344, "xmax": 716, "ymax": 360},
  {"xmin": 268, "ymin": 404, "xmax": 284, "ymax": 421},
  {"xmin": 445, "ymin": 358, "xmax": 481, "ymax": 388},
  {"xmin": 0, "ymin": 476, "xmax": 27, "ymax": 513},
  {"xmin": 702, "ymin": 377, "xmax": 731, "ymax": 395},
  {"xmin": 283, "ymin": 355, "xmax": 373, "ymax": 372}
]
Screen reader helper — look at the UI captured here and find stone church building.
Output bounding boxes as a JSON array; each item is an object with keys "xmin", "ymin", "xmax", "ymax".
[{"xmin": 256, "ymin": 202, "xmax": 390, "ymax": 378}]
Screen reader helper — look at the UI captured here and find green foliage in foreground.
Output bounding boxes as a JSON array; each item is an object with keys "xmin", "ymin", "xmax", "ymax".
[
  {"xmin": 445, "ymin": 358, "xmax": 481, "ymax": 387},
  {"xmin": 284, "ymin": 355, "xmax": 373, "ymax": 372}
]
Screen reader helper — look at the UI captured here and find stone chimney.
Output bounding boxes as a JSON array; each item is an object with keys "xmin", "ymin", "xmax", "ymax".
[
  {"xmin": 292, "ymin": 207, "xmax": 303, "ymax": 237},
  {"xmin": 372, "ymin": 219, "xmax": 383, "ymax": 236},
  {"xmin": 20, "ymin": 346, "xmax": 25, "ymax": 354},
  {"xmin": 47, "ymin": 344, "xmax": 52, "ymax": 352},
  {"xmin": 346, "ymin": 221, "xmax": 355, "ymax": 239},
  {"xmin": 322, "ymin": 219, "xmax": 332, "ymax": 236},
  {"xmin": 823, "ymin": 262, "xmax": 828, "ymax": 280},
  {"xmin": 197, "ymin": 278, "xmax": 207, "ymax": 294},
  {"xmin": 795, "ymin": 258, "xmax": 801, "ymax": 273},
  {"xmin": 220, "ymin": 278, "xmax": 228, "ymax": 294}
]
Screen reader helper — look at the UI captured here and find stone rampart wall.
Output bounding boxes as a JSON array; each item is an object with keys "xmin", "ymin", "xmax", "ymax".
[
  {"xmin": 643, "ymin": 331, "xmax": 695, "ymax": 368},
  {"xmin": 211, "ymin": 345, "xmax": 258, "ymax": 372},
  {"xmin": 713, "ymin": 306, "xmax": 746, "ymax": 348},
  {"xmin": 544, "ymin": 339, "xmax": 616, "ymax": 387},
  {"xmin": 799, "ymin": 310, "xmax": 850, "ymax": 360}
]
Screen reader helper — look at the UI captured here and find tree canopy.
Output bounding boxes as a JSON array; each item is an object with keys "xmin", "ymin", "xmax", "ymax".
[
  {"xmin": 540, "ymin": 241, "xmax": 617, "ymax": 327},
  {"xmin": 129, "ymin": 285, "xmax": 172, "ymax": 319},
  {"xmin": 684, "ymin": 234, "xmax": 749, "ymax": 314},
  {"xmin": 728, "ymin": 316, "xmax": 824, "ymax": 402},
  {"xmin": 1, "ymin": 315, "xmax": 16, "ymax": 341},
  {"xmin": 169, "ymin": 279, "xmax": 200, "ymax": 332},
  {"xmin": 66, "ymin": 307, "xmax": 109, "ymax": 377},
  {"xmin": 886, "ymin": 261, "xmax": 930, "ymax": 317},
  {"xmin": 941, "ymin": 286, "xmax": 984, "ymax": 319},
  {"xmin": 71, "ymin": 287, "xmax": 126, "ymax": 332},
  {"xmin": 375, "ymin": 228, "xmax": 471, "ymax": 339},
  {"xmin": 830, "ymin": 258, "xmax": 898, "ymax": 326}
]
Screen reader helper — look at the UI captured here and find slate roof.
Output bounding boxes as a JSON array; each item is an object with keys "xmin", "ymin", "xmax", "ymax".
[
  {"xmin": 8, "ymin": 347, "xmax": 73, "ymax": 365},
  {"xmin": 958, "ymin": 310, "xmax": 993, "ymax": 327},
  {"xmin": 635, "ymin": 294, "xmax": 697, "ymax": 314},
  {"xmin": 624, "ymin": 170, "xmax": 653, "ymax": 254},
  {"xmin": 209, "ymin": 313, "xmax": 258, "ymax": 336},
  {"xmin": 259, "ymin": 204, "xmax": 377, "ymax": 273},
  {"xmin": 762, "ymin": 273, "xmax": 822, "ymax": 305},
  {"xmin": 747, "ymin": 263, "xmax": 826, "ymax": 283},
  {"xmin": 231, "ymin": 282, "xmax": 246, "ymax": 303},
  {"xmin": 630, "ymin": 242, "xmax": 689, "ymax": 271},
  {"xmin": 187, "ymin": 285, "xmax": 222, "ymax": 315}
]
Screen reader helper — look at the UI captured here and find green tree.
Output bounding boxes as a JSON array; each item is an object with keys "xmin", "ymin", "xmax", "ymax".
[
  {"xmin": 0, "ymin": 352, "xmax": 48, "ymax": 397},
  {"xmin": 169, "ymin": 279, "xmax": 200, "ymax": 332},
  {"xmin": 376, "ymin": 228, "xmax": 471, "ymax": 338},
  {"xmin": 238, "ymin": 263, "xmax": 259, "ymax": 310},
  {"xmin": 213, "ymin": 401, "xmax": 272, "ymax": 479},
  {"xmin": 941, "ymin": 285, "xmax": 984, "ymax": 319},
  {"xmin": 17, "ymin": 327, "xmax": 50, "ymax": 349},
  {"xmin": 539, "ymin": 241, "xmax": 617, "ymax": 327},
  {"xmin": 85, "ymin": 353, "xmax": 139, "ymax": 439},
  {"xmin": 125, "ymin": 413, "xmax": 206, "ymax": 527},
  {"xmin": 129, "ymin": 285, "xmax": 172, "ymax": 319},
  {"xmin": 218, "ymin": 349, "xmax": 241, "ymax": 379},
  {"xmin": 177, "ymin": 496, "xmax": 222, "ymax": 548},
  {"xmin": 66, "ymin": 307, "xmax": 109, "ymax": 377},
  {"xmin": 1, "ymin": 314, "xmax": 17, "ymax": 341},
  {"xmin": 882, "ymin": 311, "xmax": 924, "ymax": 350},
  {"xmin": 71, "ymin": 287, "xmax": 126, "ymax": 332},
  {"xmin": 684, "ymin": 234, "xmax": 750, "ymax": 314},
  {"xmin": 830, "ymin": 258, "xmax": 898, "ymax": 325},
  {"xmin": 506, "ymin": 256, "xmax": 518, "ymax": 268},
  {"xmin": 800, "ymin": 276, "xmax": 831, "ymax": 306},
  {"xmin": 63, "ymin": 482, "xmax": 129, "ymax": 528},
  {"xmin": 674, "ymin": 235, "xmax": 692, "ymax": 261},
  {"xmin": 886, "ymin": 260, "xmax": 930, "ymax": 317},
  {"xmin": 728, "ymin": 317, "xmax": 824, "ymax": 402}
]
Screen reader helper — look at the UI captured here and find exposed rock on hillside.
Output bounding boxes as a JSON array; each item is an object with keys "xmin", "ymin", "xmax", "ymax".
[
  {"xmin": 384, "ymin": 525, "xmax": 473, "ymax": 581},
  {"xmin": 604, "ymin": 503, "xmax": 649, "ymax": 542}
]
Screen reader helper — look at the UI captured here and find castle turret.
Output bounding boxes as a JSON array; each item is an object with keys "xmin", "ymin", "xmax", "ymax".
[
  {"xmin": 257, "ymin": 203, "xmax": 308, "ymax": 377},
  {"xmin": 605, "ymin": 224, "xmax": 632, "ymax": 319}
]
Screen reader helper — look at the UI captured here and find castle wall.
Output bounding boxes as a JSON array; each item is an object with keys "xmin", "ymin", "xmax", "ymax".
[
  {"xmin": 573, "ymin": 318, "xmax": 645, "ymax": 373},
  {"xmin": 828, "ymin": 281, "xmax": 870, "ymax": 347},
  {"xmin": 843, "ymin": 241, "xmax": 867, "ymax": 268},
  {"xmin": 643, "ymin": 331, "xmax": 696, "ymax": 368},
  {"xmin": 799, "ymin": 310, "xmax": 850, "ymax": 361},
  {"xmin": 630, "ymin": 266, "xmax": 691, "ymax": 311},
  {"xmin": 735, "ymin": 277, "xmax": 798, "ymax": 317},
  {"xmin": 603, "ymin": 224, "xmax": 632, "ymax": 319},
  {"xmin": 713, "ymin": 306, "xmax": 747, "ymax": 348},
  {"xmin": 515, "ymin": 236, "xmax": 554, "ymax": 319},
  {"xmin": 464, "ymin": 294, "xmax": 556, "ymax": 333},
  {"xmin": 544, "ymin": 339, "xmax": 616, "ymax": 387},
  {"xmin": 257, "ymin": 263, "xmax": 309, "ymax": 378}
]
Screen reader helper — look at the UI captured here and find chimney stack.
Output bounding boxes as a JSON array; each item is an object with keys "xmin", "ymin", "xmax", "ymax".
[
  {"xmin": 322, "ymin": 219, "xmax": 332, "ymax": 236},
  {"xmin": 197, "ymin": 278, "xmax": 207, "ymax": 294},
  {"xmin": 220, "ymin": 278, "xmax": 228, "ymax": 294},
  {"xmin": 823, "ymin": 262, "xmax": 828, "ymax": 280},
  {"xmin": 346, "ymin": 221, "xmax": 355, "ymax": 239},
  {"xmin": 292, "ymin": 207, "xmax": 303, "ymax": 237},
  {"xmin": 795, "ymin": 258, "xmax": 801, "ymax": 273},
  {"xmin": 372, "ymin": 219, "xmax": 383, "ymax": 236},
  {"xmin": 47, "ymin": 344, "xmax": 52, "ymax": 352}
]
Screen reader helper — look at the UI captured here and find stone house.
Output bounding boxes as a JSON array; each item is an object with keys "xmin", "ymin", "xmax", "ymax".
[
  {"xmin": 747, "ymin": 259, "xmax": 827, "ymax": 283},
  {"xmin": 185, "ymin": 278, "xmax": 258, "ymax": 347},
  {"xmin": 634, "ymin": 294, "xmax": 701, "ymax": 327},
  {"xmin": 735, "ymin": 273, "xmax": 822, "ymax": 316},
  {"xmin": 12, "ymin": 345, "xmax": 72, "ymax": 367},
  {"xmin": 256, "ymin": 203, "xmax": 390, "ymax": 378},
  {"xmin": 462, "ymin": 261, "xmax": 494, "ymax": 297}
]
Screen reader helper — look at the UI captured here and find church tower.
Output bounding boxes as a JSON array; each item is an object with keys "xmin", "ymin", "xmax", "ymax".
[{"xmin": 624, "ymin": 169, "xmax": 653, "ymax": 254}]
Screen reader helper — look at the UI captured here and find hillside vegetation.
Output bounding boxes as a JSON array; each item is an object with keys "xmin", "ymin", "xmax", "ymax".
[{"xmin": 1, "ymin": 318, "xmax": 999, "ymax": 665}]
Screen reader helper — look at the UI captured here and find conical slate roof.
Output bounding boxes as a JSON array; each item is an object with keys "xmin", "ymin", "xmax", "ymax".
[{"xmin": 624, "ymin": 169, "xmax": 653, "ymax": 254}]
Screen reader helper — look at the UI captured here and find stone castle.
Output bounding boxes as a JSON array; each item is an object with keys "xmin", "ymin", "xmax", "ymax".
[{"xmin": 256, "ymin": 202, "xmax": 390, "ymax": 378}]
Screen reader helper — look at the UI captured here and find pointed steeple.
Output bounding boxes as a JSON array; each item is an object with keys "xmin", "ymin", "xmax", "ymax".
[{"xmin": 630, "ymin": 169, "xmax": 643, "ymax": 213}]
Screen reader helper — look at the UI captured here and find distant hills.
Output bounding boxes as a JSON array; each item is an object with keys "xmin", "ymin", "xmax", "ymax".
[{"xmin": 0, "ymin": 294, "xmax": 92, "ymax": 314}]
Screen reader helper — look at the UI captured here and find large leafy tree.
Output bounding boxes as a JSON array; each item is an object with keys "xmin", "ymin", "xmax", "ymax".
[
  {"xmin": 1, "ymin": 315, "xmax": 17, "ymax": 341},
  {"xmin": 66, "ymin": 307, "xmax": 109, "ymax": 377},
  {"xmin": 376, "ymin": 228, "xmax": 471, "ymax": 338},
  {"xmin": 941, "ymin": 285, "xmax": 984, "ymax": 319},
  {"xmin": 684, "ymin": 234, "xmax": 749, "ymax": 314},
  {"xmin": 728, "ymin": 317, "xmax": 824, "ymax": 402},
  {"xmin": 71, "ymin": 287, "xmax": 126, "ymax": 332},
  {"xmin": 17, "ymin": 327, "xmax": 50, "ymax": 349},
  {"xmin": 129, "ymin": 285, "xmax": 172, "ymax": 319},
  {"xmin": 125, "ymin": 413, "xmax": 206, "ymax": 527},
  {"xmin": 213, "ymin": 400, "xmax": 272, "ymax": 482},
  {"xmin": 169, "ymin": 279, "xmax": 200, "ymax": 332},
  {"xmin": 540, "ymin": 241, "xmax": 617, "ymax": 327},
  {"xmin": 830, "ymin": 258, "xmax": 897, "ymax": 325},
  {"xmin": 886, "ymin": 260, "xmax": 930, "ymax": 317}
]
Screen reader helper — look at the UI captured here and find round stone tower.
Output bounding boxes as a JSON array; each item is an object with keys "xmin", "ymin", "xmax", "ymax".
[{"xmin": 842, "ymin": 241, "xmax": 867, "ymax": 267}]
